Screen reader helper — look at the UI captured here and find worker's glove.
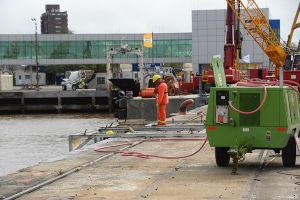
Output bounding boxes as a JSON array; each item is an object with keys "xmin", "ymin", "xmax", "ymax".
[{"xmin": 156, "ymin": 103, "xmax": 159, "ymax": 107}]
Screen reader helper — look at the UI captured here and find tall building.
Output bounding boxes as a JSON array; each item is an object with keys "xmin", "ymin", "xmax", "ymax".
[{"xmin": 40, "ymin": 4, "xmax": 68, "ymax": 34}]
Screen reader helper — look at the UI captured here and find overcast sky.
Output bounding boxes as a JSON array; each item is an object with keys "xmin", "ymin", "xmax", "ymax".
[{"xmin": 0, "ymin": 0, "xmax": 299, "ymax": 43}]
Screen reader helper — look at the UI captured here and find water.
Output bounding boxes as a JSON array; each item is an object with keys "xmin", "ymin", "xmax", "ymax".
[{"xmin": 0, "ymin": 113, "xmax": 115, "ymax": 177}]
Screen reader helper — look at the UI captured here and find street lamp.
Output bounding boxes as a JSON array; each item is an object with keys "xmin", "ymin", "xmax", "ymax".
[
  {"xmin": 31, "ymin": 18, "xmax": 39, "ymax": 91},
  {"xmin": 121, "ymin": 36, "xmax": 124, "ymax": 48}
]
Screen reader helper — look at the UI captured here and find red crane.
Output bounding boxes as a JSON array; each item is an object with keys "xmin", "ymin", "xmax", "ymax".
[{"xmin": 206, "ymin": 0, "xmax": 242, "ymax": 89}]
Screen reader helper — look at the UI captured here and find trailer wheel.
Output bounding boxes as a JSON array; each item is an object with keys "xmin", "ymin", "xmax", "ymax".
[
  {"xmin": 215, "ymin": 147, "xmax": 230, "ymax": 166},
  {"xmin": 282, "ymin": 131, "xmax": 296, "ymax": 167},
  {"xmin": 72, "ymin": 84, "xmax": 78, "ymax": 91}
]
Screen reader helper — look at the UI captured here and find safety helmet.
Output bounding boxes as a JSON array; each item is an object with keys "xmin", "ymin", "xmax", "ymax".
[
  {"xmin": 106, "ymin": 130, "xmax": 114, "ymax": 135},
  {"xmin": 152, "ymin": 74, "xmax": 161, "ymax": 82},
  {"xmin": 118, "ymin": 90, "xmax": 125, "ymax": 98}
]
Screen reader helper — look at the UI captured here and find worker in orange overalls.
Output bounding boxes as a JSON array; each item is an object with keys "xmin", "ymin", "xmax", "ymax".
[{"xmin": 153, "ymin": 74, "xmax": 169, "ymax": 126}]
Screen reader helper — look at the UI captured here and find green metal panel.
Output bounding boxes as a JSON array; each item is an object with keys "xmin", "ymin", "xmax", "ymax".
[
  {"xmin": 239, "ymin": 93, "xmax": 260, "ymax": 126},
  {"xmin": 211, "ymin": 58, "xmax": 227, "ymax": 87},
  {"xmin": 260, "ymin": 89, "xmax": 282, "ymax": 127},
  {"xmin": 205, "ymin": 87, "xmax": 216, "ymax": 125}
]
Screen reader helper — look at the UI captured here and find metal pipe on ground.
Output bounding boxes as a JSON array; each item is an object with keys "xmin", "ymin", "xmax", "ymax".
[{"xmin": 178, "ymin": 99, "xmax": 194, "ymax": 115}]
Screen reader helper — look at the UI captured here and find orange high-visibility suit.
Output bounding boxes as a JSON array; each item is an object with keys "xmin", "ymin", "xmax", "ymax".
[{"xmin": 155, "ymin": 79, "xmax": 169, "ymax": 125}]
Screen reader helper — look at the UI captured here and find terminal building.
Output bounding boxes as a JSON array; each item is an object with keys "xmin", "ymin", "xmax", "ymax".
[{"xmin": 0, "ymin": 8, "xmax": 278, "ymax": 79}]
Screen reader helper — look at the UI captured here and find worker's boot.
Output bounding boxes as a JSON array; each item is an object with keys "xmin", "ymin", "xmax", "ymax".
[{"xmin": 158, "ymin": 122, "xmax": 166, "ymax": 126}]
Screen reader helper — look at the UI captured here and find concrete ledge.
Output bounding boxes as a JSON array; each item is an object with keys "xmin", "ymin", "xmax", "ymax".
[
  {"xmin": 127, "ymin": 95, "xmax": 201, "ymax": 121},
  {"xmin": 0, "ymin": 88, "xmax": 111, "ymax": 113}
]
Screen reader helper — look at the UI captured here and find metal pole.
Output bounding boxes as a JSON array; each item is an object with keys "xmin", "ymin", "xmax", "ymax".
[
  {"xmin": 139, "ymin": 50, "xmax": 144, "ymax": 89},
  {"xmin": 121, "ymin": 36, "xmax": 124, "ymax": 48},
  {"xmin": 199, "ymin": 74, "xmax": 203, "ymax": 106},
  {"xmin": 30, "ymin": 65, "xmax": 32, "ymax": 88},
  {"xmin": 279, "ymin": 67, "xmax": 283, "ymax": 87},
  {"xmin": 32, "ymin": 18, "xmax": 39, "ymax": 91}
]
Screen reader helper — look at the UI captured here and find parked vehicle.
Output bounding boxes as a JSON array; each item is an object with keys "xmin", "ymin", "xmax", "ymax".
[{"xmin": 61, "ymin": 70, "xmax": 94, "ymax": 91}]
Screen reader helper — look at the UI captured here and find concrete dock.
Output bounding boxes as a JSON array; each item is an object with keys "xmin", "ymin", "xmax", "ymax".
[
  {"xmin": 0, "ymin": 86, "xmax": 207, "ymax": 121},
  {"xmin": 0, "ymin": 86, "xmax": 111, "ymax": 114},
  {"xmin": 1, "ymin": 105, "xmax": 300, "ymax": 199}
]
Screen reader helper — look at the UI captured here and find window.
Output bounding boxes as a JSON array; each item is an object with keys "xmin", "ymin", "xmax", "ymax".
[
  {"xmin": 55, "ymin": 21, "xmax": 61, "ymax": 24},
  {"xmin": 55, "ymin": 26, "xmax": 61, "ymax": 28},
  {"xmin": 19, "ymin": 75, "xmax": 21, "ymax": 80},
  {"xmin": 56, "ymin": 30, "xmax": 61, "ymax": 33},
  {"xmin": 25, "ymin": 75, "xmax": 30, "ymax": 79},
  {"xmin": 55, "ymin": 18, "xmax": 61, "ymax": 20}
]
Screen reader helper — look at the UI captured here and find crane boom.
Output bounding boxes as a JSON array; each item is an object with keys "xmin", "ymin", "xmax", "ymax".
[
  {"xmin": 226, "ymin": 0, "xmax": 286, "ymax": 75},
  {"xmin": 286, "ymin": 3, "xmax": 300, "ymax": 53}
]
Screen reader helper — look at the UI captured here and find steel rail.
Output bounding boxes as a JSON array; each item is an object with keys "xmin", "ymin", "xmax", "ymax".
[
  {"xmin": 98, "ymin": 125, "xmax": 205, "ymax": 132},
  {"xmin": 240, "ymin": 149, "xmax": 268, "ymax": 200},
  {"xmin": 69, "ymin": 125, "xmax": 206, "ymax": 151},
  {"xmin": 5, "ymin": 140, "xmax": 144, "ymax": 200}
]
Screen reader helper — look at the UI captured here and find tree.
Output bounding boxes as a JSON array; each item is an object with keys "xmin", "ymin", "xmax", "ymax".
[
  {"xmin": 60, "ymin": 25, "xmax": 74, "ymax": 34},
  {"xmin": 3, "ymin": 42, "xmax": 21, "ymax": 59},
  {"xmin": 1, "ymin": 65, "xmax": 16, "ymax": 75},
  {"xmin": 44, "ymin": 26, "xmax": 108, "ymax": 84}
]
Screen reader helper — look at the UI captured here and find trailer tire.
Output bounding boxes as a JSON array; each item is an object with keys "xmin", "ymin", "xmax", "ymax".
[
  {"xmin": 282, "ymin": 131, "xmax": 296, "ymax": 167},
  {"xmin": 215, "ymin": 147, "xmax": 230, "ymax": 166}
]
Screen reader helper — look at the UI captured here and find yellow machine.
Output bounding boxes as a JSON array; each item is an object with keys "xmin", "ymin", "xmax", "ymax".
[
  {"xmin": 226, "ymin": 0, "xmax": 300, "ymax": 75},
  {"xmin": 286, "ymin": 3, "xmax": 300, "ymax": 54},
  {"xmin": 225, "ymin": 0, "xmax": 286, "ymax": 77},
  {"xmin": 164, "ymin": 75, "xmax": 180, "ymax": 96}
]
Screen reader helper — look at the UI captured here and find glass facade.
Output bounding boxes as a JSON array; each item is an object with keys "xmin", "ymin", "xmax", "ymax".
[
  {"xmin": 0, "ymin": 39, "xmax": 192, "ymax": 60},
  {"xmin": 269, "ymin": 19, "xmax": 280, "ymax": 40}
]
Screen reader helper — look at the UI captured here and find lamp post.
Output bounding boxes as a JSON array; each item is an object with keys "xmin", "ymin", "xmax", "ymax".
[
  {"xmin": 121, "ymin": 36, "xmax": 124, "ymax": 48},
  {"xmin": 31, "ymin": 18, "xmax": 39, "ymax": 91}
]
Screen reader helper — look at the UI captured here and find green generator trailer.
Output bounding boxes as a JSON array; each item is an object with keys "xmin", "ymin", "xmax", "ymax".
[{"xmin": 205, "ymin": 58, "xmax": 300, "ymax": 174}]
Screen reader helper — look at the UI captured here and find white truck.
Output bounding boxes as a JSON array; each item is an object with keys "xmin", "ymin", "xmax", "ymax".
[{"xmin": 61, "ymin": 70, "xmax": 94, "ymax": 91}]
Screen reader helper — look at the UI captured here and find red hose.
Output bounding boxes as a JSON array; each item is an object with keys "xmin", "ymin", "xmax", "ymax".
[
  {"xmin": 283, "ymin": 80, "xmax": 300, "ymax": 96},
  {"xmin": 230, "ymin": 79, "xmax": 300, "ymax": 115},
  {"xmin": 94, "ymin": 137, "xmax": 207, "ymax": 159},
  {"xmin": 229, "ymin": 82, "xmax": 268, "ymax": 114},
  {"xmin": 247, "ymin": 79, "xmax": 300, "ymax": 96}
]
